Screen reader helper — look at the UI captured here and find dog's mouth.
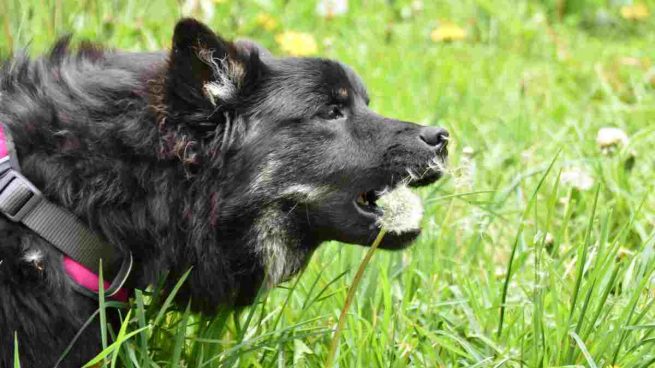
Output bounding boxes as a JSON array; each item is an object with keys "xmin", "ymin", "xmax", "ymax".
[
  {"xmin": 352, "ymin": 183, "xmax": 426, "ymax": 236},
  {"xmin": 304, "ymin": 153, "xmax": 447, "ymax": 250},
  {"xmin": 351, "ymin": 156, "xmax": 446, "ymax": 238},
  {"xmin": 355, "ymin": 190, "xmax": 383, "ymax": 217}
]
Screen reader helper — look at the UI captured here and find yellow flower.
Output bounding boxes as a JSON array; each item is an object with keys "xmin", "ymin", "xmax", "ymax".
[
  {"xmin": 275, "ymin": 31, "xmax": 318, "ymax": 56},
  {"xmin": 431, "ymin": 22, "xmax": 467, "ymax": 42},
  {"xmin": 255, "ymin": 13, "xmax": 278, "ymax": 32},
  {"xmin": 620, "ymin": 3, "xmax": 650, "ymax": 21}
]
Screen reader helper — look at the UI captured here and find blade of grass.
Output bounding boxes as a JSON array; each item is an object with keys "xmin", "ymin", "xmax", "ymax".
[
  {"xmin": 54, "ymin": 300, "xmax": 126, "ymax": 367},
  {"xmin": 82, "ymin": 326, "xmax": 151, "ymax": 368},
  {"xmin": 562, "ymin": 185, "xmax": 601, "ymax": 363},
  {"xmin": 0, "ymin": 0, "xmax": 14, "ymax": 54},
  {"xmin": 199, "ymin": 316, "xmax": 330, "ymax": 367},
  {"xmin": 153, "ymin": 267, "xmax": 192, "ymax": 326},
  {"xmin": 497, "ymin": 151, "xmax": 560, "ymax": 337},
  {"xmin": 262, "ymin": 265, "xmax": 347, "ymax": 365},
  {"xmin": 569, "ymin": 331, "xmax": 597, "ymax": 368},
  {"xmin": 13, "ymin": 331, "xmax": 20, "ymax": 368},
  {"xmin": 235, "ymin": 275, "xmax": 269, "ymax": 343},
  {"xmin": 171, "ymin": 301, "xmax": 192, "ymax": 368},
  {"xmin": 98, "ymin": 260, "xmax": 108, "ymax": 367},
  {"xmin": 134, "ymin": 289, "xmax": 149, "ymax": 366},
  {"xmin": 325, "ymin": 228, "xmax": 387, "ymax": 367},
  {"xmin": 110, "ymin": 309, "xmax": 133, "ymax": 368},
  {"xmin": 611, "ymin": 261, "xmax": 655, "ymax": 365},
  {"xmin": 567, "ymin": 185, "xmax": 600, "ymax": 323}
]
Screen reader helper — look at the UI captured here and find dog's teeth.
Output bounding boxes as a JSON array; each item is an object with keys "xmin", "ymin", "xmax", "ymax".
[{"xmin": 356, "ymin": 193, "xmax": 367, "ymax": 206}]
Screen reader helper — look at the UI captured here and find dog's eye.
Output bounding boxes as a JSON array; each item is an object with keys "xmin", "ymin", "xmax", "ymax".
[{"xmin": 319, "ymin": 105, "xmax": 344, "ymax": 120}]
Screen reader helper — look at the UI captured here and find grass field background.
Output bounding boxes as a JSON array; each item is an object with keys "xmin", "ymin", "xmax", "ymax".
[{"xmin": 2, "ymin": 0, "xmax": 655, "ymax": 366}]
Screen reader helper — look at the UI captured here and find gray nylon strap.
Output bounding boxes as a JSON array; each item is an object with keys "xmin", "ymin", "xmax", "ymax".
[
  {"xmin": 0, "ymin": 167, "xmax": 118, "ymax": 275},
  {"xmin": 23, "ymin": 200, "xmax": 117, "ymax": 274},
  {"xmin": 0, "ymin": 178, "xmax": 31, "ymax": 214}
]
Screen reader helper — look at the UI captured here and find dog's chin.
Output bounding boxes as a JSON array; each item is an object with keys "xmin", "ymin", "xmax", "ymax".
[{"xmin": 375, "ymin": 229, "xmax": 421, "ymax": 250}]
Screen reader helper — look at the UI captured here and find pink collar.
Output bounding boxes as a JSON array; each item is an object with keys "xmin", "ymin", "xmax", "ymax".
[
  {"xmin": 0, "ymin": 124, "xmax": 128, "ymax": 302},
  {"xmin": 63, "ymin": 257, "xmax": 129, "ymax": 301}
]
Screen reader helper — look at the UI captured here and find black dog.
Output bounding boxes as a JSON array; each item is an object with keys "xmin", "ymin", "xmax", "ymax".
[{"xmin": 0, "ymin": 19, "xmax": 448, "ymax": 367}]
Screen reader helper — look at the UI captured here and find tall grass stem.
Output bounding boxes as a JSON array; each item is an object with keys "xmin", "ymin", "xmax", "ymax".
[{"xmin": 325, "ymin": 228, "xmax": 387, "ymax": 367}]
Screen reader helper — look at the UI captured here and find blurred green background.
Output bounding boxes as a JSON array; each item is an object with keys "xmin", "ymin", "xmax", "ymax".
[{"xmin": 2, "ymin": 0, "xmax": 655, "ymax": 367}]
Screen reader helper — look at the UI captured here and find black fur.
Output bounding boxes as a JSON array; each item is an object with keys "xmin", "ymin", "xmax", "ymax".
[{"xmin": 0, "ymin": 19, "xmax": 447, "ymax": 367}]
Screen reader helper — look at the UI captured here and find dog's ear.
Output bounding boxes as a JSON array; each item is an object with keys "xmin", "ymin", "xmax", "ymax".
[
  {"xmin": 235, "ymin": 38, "xmax": 272, "ymax": 59},
  {"xmin": 165, "ymin": 18, "xmax": 263, "ymax": 112}
]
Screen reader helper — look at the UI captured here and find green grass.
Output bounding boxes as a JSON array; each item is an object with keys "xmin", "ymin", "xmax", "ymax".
[{"xmin": 2, "ymin": 0, "xmax": 655, "ymax": 366}]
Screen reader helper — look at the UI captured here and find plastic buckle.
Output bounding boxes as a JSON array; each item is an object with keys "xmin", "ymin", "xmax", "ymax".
[
  {"xmin": 0, "ymin": 156, "xmax": 11, "ymax": 175},
  {"xmin": 0, "ymin": 169, "xmax": 43, "ymax": 222}
]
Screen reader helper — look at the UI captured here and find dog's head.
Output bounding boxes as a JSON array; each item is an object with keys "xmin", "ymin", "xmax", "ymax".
[{"xmin": 159, "ymin": 19, "xmax": 448, "ymax": 286}]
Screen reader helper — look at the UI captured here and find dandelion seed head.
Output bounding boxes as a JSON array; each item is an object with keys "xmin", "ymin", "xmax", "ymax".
[
  {"xmin": 376, "ymin": 185, "xmax": 424, "ymax": 234},
  {"xmin": 452, "ymin": 146, "xmax": 475, "ymax": 190},
  {"xmin": 597, "ymin": 127, "xmax": 629, "ymax": 155},
  {"xmin": 561, "ymin": 168, "xmax": 594, "ymax": 191},
  {"xmin": 23, "ymin": 249, "xmax": 43, "ymax": 263},
  {"xmin": 316, "ymin": 0, "xmax": 348, "ymax": 18}
]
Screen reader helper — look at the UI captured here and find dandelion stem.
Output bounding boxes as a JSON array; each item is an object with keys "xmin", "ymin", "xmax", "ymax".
[{"xmin": 325, "ymin": 228, "xmax": 387, "ymax": 368}]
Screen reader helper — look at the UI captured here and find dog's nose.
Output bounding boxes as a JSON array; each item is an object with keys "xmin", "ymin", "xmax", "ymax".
[{"xmin": 419, "ymin": 127, "xmax": 449, "ymax": 149}]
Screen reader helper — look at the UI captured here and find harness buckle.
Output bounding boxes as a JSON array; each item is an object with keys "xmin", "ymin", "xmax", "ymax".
[
  {"xmin": 0, "ymin": 156, "xmax": 11, "ymax": 175},
  {"xmin": 0, "ymin": 167, "xmax": 43, "ymax": 222}
]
